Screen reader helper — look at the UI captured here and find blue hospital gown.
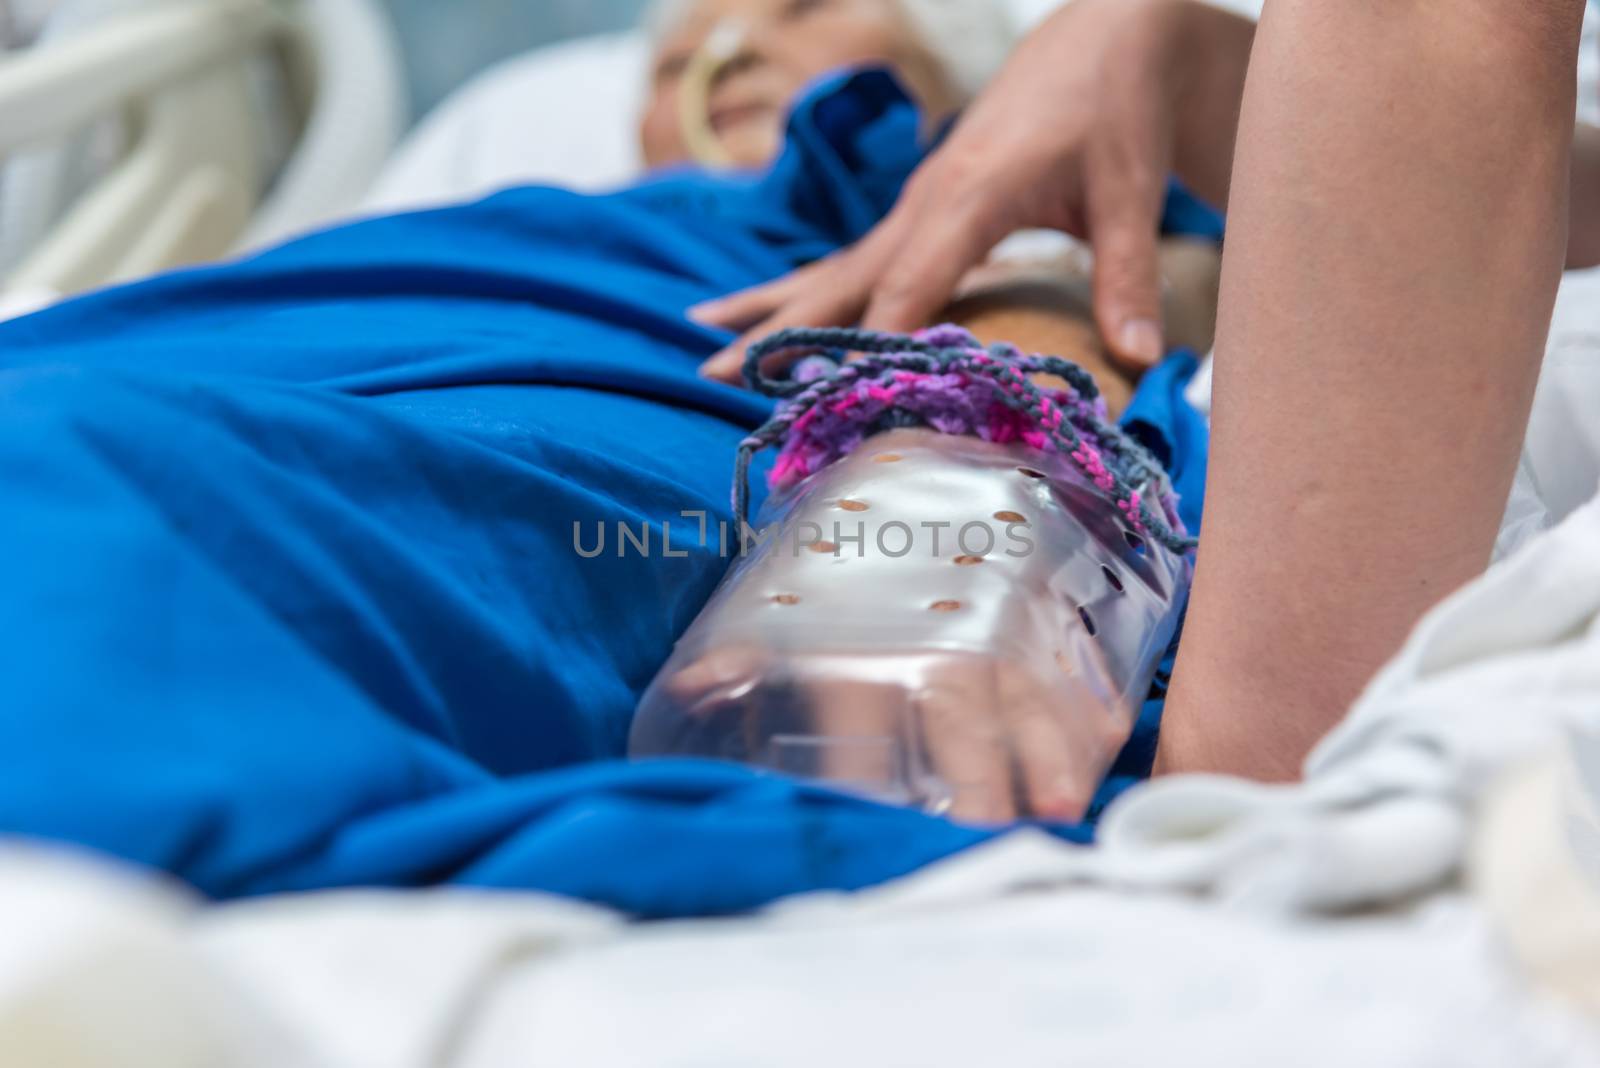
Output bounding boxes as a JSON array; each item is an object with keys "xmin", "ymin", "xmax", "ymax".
[{"xmin": 0, "ymin": 72, "xmax": 1213, "ymax": 916}]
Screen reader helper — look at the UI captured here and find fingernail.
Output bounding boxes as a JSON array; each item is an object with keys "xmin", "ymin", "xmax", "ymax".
[
  {"xmin": 686, "ymin": 301, "xmax": 721, "ymax": 324},
  {"xmin": 1117, "ymin": 319, "xmax": 1163, "ymax": 365}
]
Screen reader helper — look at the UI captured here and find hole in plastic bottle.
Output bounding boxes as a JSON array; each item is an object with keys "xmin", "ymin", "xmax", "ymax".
[
  {"xmin": 993, "ymin": 510, "xmax": 1028, "ymax": 524},
  {"xmin": 1102, "ymin": 566, "xmax": 1124, "ymax": 593},
  {"xmin": 771, "ymin": 593, "xmax": 802, "ymax": 606},
  {"xmin": 953, "ymin": 555, "xmax": 984, "ymax": 567},
  {"xmin": 809, "ymin": 541, "xmax": 838, "ymax": 554},
  {"xmin": 874, "ymin": 453, "xmax": 903, "ymax": 464},
  {"xmin": 1123, "ymin": 530, "xmax": 1147, "ymax": 555},
  {"xmin": 930, "ymin": 600, "xmax": 963, "ymax": 613},
  {"xmin": 1078, "ymin": 606, "xmax": 1098, "ymax": 637},
  {"xmin": 1017, "ymin": 466, "xmax": 1047, "ymax": 480},
  {"xmin": 837, "ymin": 499, "xmax": 869, "ymax": 512}
]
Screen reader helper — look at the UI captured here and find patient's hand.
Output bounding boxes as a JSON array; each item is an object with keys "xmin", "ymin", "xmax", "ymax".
[
  {"xmin": 657, "ymin": 642, "xmax": 1125, "ymax": 823},
  {"xmin": 631, "ymin": 429, "xmax": 1188, "ymax": 825}
]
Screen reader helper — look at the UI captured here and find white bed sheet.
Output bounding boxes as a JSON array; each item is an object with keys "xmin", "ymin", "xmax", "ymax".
[
  {"xmin": 1, "ymin": 830, "xmax": 1595, "ymax": 1068},
  {"xmin": 449, "ymin": 878, "xmax": 1594, "ymax": 1068}
]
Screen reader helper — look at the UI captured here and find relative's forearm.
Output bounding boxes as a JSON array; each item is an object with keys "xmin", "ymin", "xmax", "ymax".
[{"xmin": 1160, "ymin": 0, "xmax": 1586, "ymax": 779}]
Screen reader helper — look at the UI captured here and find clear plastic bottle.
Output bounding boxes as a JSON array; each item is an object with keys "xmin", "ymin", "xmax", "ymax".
[{"xmin": 630, "ymin": 428, "xmax": 1192, "ymax": 823}]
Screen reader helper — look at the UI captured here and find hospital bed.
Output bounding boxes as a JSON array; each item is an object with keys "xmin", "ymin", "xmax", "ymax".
[
  {"xmin": 3, "ymin": 3, "xmax": 1600, "ymax": 1063},
  {"xmin": 0, "ymin": 0, "xmax": 402, "ymax": 311}
]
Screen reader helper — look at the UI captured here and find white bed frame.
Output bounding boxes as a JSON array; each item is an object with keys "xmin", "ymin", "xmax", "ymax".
[{"xmin": 0, "ymin": 0, "xmax": 403, "ymax": 299}]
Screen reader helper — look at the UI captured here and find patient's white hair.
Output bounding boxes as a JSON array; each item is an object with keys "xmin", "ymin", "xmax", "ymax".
[{"xmin": 645, "ymin": 0, "xmax": 1017, "ymax": 101}]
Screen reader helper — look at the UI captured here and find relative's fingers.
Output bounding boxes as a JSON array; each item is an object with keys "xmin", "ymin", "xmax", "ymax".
[
  {"xmin": 688, "ymin": 262, "xmax": 821, "ymax": 333},
  {"xmin": 858, "ymin": 185, "xmax": 1016, "ymax": 335},
  {"xmin": 1085, "ymin": 137, "xmax": 1169, "ymax": 369}
]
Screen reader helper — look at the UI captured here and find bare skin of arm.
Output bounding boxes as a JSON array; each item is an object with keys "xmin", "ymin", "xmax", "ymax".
[
  {"xmin": 1157, "ymin": 0, "xmax": 1588, "ymax": 780},
  {"xmin": 947, "ymin": 237, "xmax": 1222, "ymax": 416}
]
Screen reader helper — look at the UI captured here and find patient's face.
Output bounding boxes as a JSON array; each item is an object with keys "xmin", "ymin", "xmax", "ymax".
[{"xmin": 641, "ymin": 0, "xmax": 958, "ymax": 170}]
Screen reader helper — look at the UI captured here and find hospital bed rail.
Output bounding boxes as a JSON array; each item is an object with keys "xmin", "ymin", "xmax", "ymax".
[{"xmin": 0, "ymin": 0, "xmax": 402, "ymax": 302}]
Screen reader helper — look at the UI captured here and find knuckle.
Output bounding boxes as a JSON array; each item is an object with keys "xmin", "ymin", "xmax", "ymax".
[
  {"xmin": 874, "ymin": 264, "xmax": 924, "ymax": 305},
  {"xmin": 927, "ymin": 150, "xmax": 991, "ymax": 203}
]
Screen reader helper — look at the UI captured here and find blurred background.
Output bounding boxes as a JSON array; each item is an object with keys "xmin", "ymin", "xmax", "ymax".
[
  {"xmin": 0, "ymin": 0, "xmax": 1320, "ymax": 308},
  {"xmin": 380, "ymin": 0, "xmax": 648, "ymax": 119},
  {"xmin": 1, "ymin": 0, "xmax": 658, "ymax": 121},
  {"xmin": 0, "ymin": 0, "xmax": 672, "ymax": 299}
]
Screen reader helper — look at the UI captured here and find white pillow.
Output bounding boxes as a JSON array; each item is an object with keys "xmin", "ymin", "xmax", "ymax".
[{"xmin": 363, "ymin": 33, "xmax": 649, "ymax": 213}]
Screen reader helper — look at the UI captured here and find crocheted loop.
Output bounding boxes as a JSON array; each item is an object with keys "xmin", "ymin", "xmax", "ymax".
[
  {"xmin": 733, "ymin": 326, "xmax": 1196, "ymax": 554},
  {"xmin": 743, "ymin": 327, "xmax": 943, "ymax": 397}
]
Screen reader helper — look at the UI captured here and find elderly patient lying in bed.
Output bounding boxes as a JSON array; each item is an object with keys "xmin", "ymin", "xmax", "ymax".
[
  {"xmin": 0, "ymin": 0, "xmax": 1218, "ymax": 912},
  {"xmin": 642, "ymin": 0, "xmax": 1222, "ymax": 379}
]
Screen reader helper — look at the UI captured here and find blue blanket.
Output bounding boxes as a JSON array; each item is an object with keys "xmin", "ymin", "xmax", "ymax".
[{"xmin": 0, "ymin": 72, "xmax": 1213, "ymax": 917}]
